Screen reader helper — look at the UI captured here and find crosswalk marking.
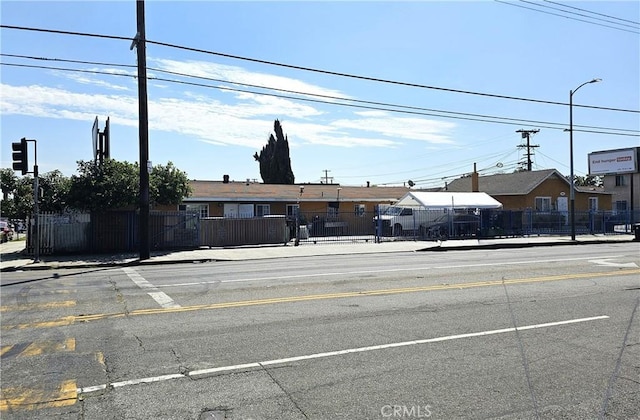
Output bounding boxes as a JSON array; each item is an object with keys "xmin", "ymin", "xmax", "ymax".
[
  {"xmin": 122, "ymin": 267, "xmax": 180, "ymax": 309},
  {"xmin": 1, "ymin": 338, "xmax": 76, "ymax": 360},
  {"xmin": 0, "ymin": 379, "xmax": 77, "ymax": 411}
]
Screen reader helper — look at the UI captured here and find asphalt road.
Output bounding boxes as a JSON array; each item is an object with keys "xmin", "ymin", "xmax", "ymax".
[{"xmin": 1, "ymin": 243, "xmax": 639, "ymax": 419}]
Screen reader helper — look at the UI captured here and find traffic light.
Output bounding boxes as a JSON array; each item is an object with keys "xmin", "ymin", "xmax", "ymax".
[{"xmin": 11, "ymin": 138, "xmax": 28, "ymax": 175}]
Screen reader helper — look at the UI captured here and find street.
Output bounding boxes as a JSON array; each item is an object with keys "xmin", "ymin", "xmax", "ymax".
[{"xmin": 1, "ymin": 242, "xmax": 639, "ymax": 419}]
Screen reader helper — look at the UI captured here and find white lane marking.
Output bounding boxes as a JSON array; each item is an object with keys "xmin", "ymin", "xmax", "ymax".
[
  {"xmin": 122, "ymin": 267, "xmax": 180, "ymax": 309},
  {"xmin": 159, "ymin": 256, "xmax": 623, "ymax": 288},
  {"xmin": 77, "ymin": 315, "xmax": 609, "ymax": 394},
  {"xmin": 589, "ymin": 259, "xmax": 638, "ymax": 268}
]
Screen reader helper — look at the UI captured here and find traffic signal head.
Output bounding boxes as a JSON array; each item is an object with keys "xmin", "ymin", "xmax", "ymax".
[{"xmin": 11, "ymin": 138, "xmax": 28, "ymax": 175}]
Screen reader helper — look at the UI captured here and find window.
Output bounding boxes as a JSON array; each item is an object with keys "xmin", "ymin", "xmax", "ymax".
[
  {"xmin": 354, "ymin": 204, "xmax": 366, "ymax": 217},
  {"xmin": 327, "ymin": 204, "xmax": 339, "ymax": 219},
  {"xmin": 589, "ymin": 197, "xmax": 598, "ymax": 211},
  {"xmin": 615, "ymin": 201, "xmax": 628, "ymax": 212},
  {"xmin": 286, "ymin": 204, "xmax": 299, "ymax": 217},
  {"xmin": 615, "ymin": 175, "xmax": 625, "ymax": 186},
  {"xmin": 256, "ymin": 204, "xmax": 271, "ymax": 217},
  {"xmin": 178, "ymin": 204, "xmax": 208, "ymax": 218},
  {"xmin": 534, "ymin": 197, "xmax": 551, "ymax": 212}
]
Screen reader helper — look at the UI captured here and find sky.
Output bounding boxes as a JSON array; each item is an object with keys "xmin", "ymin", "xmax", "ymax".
[{"xmin": 1, "ymin": 1, "xmax": 639, "ymax": 189}]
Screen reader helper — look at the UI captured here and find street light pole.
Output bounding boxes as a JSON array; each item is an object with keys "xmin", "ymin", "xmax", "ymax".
[{"xmin": 569, "ymin": 78, "xmax": 601, "ymax": 241}]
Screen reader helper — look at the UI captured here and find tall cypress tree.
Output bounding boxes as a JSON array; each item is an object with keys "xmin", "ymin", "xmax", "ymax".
[{"xmin": 253, "ymin": 119, "xmax": 295, "ymax": 184}]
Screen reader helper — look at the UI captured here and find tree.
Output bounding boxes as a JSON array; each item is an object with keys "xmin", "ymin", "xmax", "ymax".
[
  {"xmin": 149, "ymin": 161, "xmax": 192, "ymax": 206},
  {"xmin": 39, "ymin": 170, "xmax": 71, "ymax": 213},
  {"xmin": 0, "ymin": 168, "xmax": 33, "ymax": 220},
  {"xmin": 573, "ymin": 175, "xmax": 603, "ymax": 187},
  {"xmin": 67, "ymin": 159, "xmax": 139, "ymax": 212},
  {"xmin": 253, "ymin": 119, "xmax": 295, "ymax": 184},
  {"xmin": 66, "ymin": 159, "xmax": 192, "ymax": 212}
]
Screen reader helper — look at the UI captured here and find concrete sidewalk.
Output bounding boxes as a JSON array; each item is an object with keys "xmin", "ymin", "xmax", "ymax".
[{"xmin": 1, "ymin": 234, "xmax": 636, "ymax": 272}]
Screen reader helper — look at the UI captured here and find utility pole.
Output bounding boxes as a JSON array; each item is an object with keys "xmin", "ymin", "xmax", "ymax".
[
  {"xmin": 132, "ymin": 0, "xmax": 150, "ymax": 260},
  {"xmin": 516, "ymin": 129, "xmax": 540, "ymax": 171},
  {"xmin": 322, "ymin": 169, "xmax": 333, "ymax": 184}
]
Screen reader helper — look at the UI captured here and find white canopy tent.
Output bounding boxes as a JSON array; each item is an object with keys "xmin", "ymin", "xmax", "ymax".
[{"xmin": 394, "ymin": 192, "xmax": 503, "ymax": 210}]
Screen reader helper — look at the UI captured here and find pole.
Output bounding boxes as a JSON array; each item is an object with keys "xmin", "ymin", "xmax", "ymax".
[
  {"xmin": 136, "ymin": 0, "xmax": 150, "ymax": 260},
  {"xmin": 33, "ymin": 164, "xmax": 40, "ymax": 263},
  {"xmin": 568, "ymin": 78, "xmax": 601, "ymax": 241},
  {"xmin": 569, "ymin": 90, "xmax": 576, "ymax": 241}
]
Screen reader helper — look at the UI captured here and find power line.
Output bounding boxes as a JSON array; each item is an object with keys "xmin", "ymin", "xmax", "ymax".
[
  {"xmin": 521, "ymin": 0, "xmax": 640, "ymax": 30},
  {"xmin": 4, "ymin": 54, "xmax": 638, "ymax": 134},
  {"xmin": 495, "ymin": 0, "xmax": 640, "ymax": 35},
  {"xmin": 1, "ymin": 24, "xmax": 637, "ymax": 114},
  {"xmin": 145, "ymin": 38, "xmax": 639, "ymax": 113},
  {"xmin": 543, "ymin": 0, "xmax": 640, "ymax": 26},
  {"xmin": 4, "ymin": 60, "xmax": 638, "ymax": 137},
  {"xmin": 2, "ymin": 54, "xmax": 638, "ymax": 136}
]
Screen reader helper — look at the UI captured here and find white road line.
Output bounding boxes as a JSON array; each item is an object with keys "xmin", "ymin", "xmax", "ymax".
[
  {"xmin": 122, "ymin": 267, "xmax": 181, "ymax": 309},
  {"xmin": 77, "ymin": 315, "xmax": 609, "ymax": 394},
  {"xmin": 159, "ymin": 256, "xmax": 621, "ymax": 288}
]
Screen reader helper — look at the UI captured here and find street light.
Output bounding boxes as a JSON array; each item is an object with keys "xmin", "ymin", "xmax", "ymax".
[{"xmin": 569, "ymin": 78, "xmax": 601, "ymax": 241}]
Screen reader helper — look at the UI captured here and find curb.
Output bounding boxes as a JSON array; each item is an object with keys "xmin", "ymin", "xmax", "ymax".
[
  {"xmin": 421, "ymin": 239, "xmax": 635, "ymax": 252},
  {"xmin": 1, "ymin": 238, "xmax": 635, "ymax": 272}
]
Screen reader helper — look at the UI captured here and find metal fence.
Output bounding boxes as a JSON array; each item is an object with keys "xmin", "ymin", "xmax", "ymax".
[
  {"xmin": 26, "ymin": 211, "xmax": 201, "ymax": 255},
  {"xmin": 293, "ymin": 209, "xmax": 639, "ymax": 244},
  {"xmin": 25, "ymin": 209, "xmax": 638, "ymax": 255}
]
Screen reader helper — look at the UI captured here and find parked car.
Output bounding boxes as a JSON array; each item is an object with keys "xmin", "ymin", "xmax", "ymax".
[
  {"xmin": 1, "ymin": 220, "xmax": 15, "ymax": 243},
  {"xmin": 421, "ymin": 213, "xmax": 480, "ymax": 240}
]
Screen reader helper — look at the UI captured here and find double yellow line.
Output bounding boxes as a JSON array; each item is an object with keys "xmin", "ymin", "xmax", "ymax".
[{"xmin": 3, "ymin": 269, "xmax": 639, "ymax": 330}]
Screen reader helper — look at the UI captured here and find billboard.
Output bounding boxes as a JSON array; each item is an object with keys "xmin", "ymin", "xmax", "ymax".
[{"xmin": 588, "ymin": 148, "xmax": 638, "ymax": 175}]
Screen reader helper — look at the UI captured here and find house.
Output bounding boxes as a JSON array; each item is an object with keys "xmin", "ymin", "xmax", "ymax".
[
  {"xmin": 177, "ymin": 179, "xmax": 415, "ymax": 219},
  {"xmin": 442, "ymin": 169, "xmax": 612, "ymax": 212}
]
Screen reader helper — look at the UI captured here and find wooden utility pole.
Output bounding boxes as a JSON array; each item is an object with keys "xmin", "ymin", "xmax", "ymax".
[
  {"xmin": 516, "ymin": 129, "xmax": 540, "ymax": 171},
  {"xmin": 134, "ymin": 0, "xmax": 150, "ymax": 260}
]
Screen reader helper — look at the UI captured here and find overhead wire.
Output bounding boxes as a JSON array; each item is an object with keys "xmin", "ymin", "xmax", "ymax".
[
  {"xmin": 520, "ymin": 0, "xmax": 640, "ymax": 30},
  {"xmin": 2, "ymin": 59, "xmax": 638, "ymax": 138},
  {"xmin": 495, "ymin": 0, "xmax": 640, "ymax": 35},
  {"xmin": 542, "ymin": 0, "xmax": 640, "ymax": 26},
  {"xmin": 1, "ymin": 25, "xmax": 639, "ymax": 114}
]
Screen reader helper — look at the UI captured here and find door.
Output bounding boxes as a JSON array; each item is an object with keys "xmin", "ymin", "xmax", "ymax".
[{"xmin": 557, "ymin": 196, "xmax": 568, "ymax": 225}]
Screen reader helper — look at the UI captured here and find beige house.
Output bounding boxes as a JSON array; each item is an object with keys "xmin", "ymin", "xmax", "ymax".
[
  {"xmin": 442, "ymin": 169, "xmax": 612, "ymax": 212},
  {"xmin": 177, "ymin": 180, "xmax": 415, "ymax": 220}
]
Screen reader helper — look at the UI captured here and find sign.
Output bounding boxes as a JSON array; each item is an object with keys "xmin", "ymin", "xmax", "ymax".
[
  {"xmin": 92, "ymin": 116, "xmax": 99, "ymax": 161},
  {"xmin": 588, "ymin": 148, "xmax": 638, "ymax": 175}
]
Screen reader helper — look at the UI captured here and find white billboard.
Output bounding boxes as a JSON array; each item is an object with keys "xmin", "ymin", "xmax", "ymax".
[{"xmin": 588, "ymin": 148, "xmax": 638, "ymax": 175}]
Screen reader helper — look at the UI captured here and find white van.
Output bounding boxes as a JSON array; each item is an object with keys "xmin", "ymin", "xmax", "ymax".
[{"xmin": 374, "ymin": 206, "xmax": 443, "ymax": 236}]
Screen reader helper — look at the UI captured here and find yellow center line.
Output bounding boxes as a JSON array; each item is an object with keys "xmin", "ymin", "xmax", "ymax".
[{"xmin": 2, "ymin": 269, "xmax": 639, "ymax": 331}]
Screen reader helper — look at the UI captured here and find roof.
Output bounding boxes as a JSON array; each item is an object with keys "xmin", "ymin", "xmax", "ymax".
[
  {"xmin": 444, "ymin": 169, "xmax": 609, "ymax": 196},
  {"xmin": 395, "ymin": 192, "xmax": 503, "ymax": 209},
  {"xmin": 185, "ymin": 181, "xmax": 415, "ymax": 203},
  {"xmin": 445, "ymin": 169, "xmax": 565, "ymax": 195}
]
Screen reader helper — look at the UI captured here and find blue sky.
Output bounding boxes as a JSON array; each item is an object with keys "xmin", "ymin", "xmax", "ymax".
[{"xmin": 1, "ymin": 1, "xmax": 639, "ymax": 188}]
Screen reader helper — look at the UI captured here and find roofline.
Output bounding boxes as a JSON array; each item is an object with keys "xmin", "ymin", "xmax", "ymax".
[{"xmin": 183, "ymin": 197, "xmax": 399, "ymax": 203}]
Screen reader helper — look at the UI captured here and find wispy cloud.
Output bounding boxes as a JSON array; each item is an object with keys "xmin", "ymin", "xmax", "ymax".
[
  {"xmin": 0, "ymin": 59, "xmax": 456, "ymax": 150},
  {"xmin": 151, "ymin": 58, "xmax": 351, "ymax": 100}
]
